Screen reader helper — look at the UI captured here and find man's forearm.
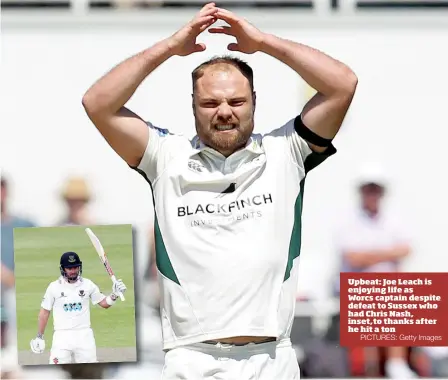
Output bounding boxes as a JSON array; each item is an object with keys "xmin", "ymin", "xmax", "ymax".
[
  {"xmin": 82, "ymin": 38, "xmax": 175, "ymax": 116},
  {"xmin": 348, "ymin": 252, "xmax": 395, "ymax": 268},
  {"xmin": 346, "ymin": 245, "xmax": 410, "ymax": 269},
  {"xmin": 37, "ymin": 309, "xmax": 50, "ymax": 336},
  {"xmin": 259, "ymin": 34, "xmax": 356, "ymax": 96},
  {"xmin": 98, "ymin": 293, "xmax": 118, "ymax": 309}
]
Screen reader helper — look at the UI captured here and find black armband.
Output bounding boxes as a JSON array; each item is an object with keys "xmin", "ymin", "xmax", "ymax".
[{"xmin": 294, "ymin": 115, "xmax": 334, "ymax": 148}]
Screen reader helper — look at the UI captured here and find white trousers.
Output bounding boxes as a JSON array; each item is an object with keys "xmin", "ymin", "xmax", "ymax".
[
  {"xmin": 49, "ymin": 328, "xmax": 97, "ymax": 364},
  {"xmin": 162, "ymin": 338, "xmax": 300, "ymax": 380}
]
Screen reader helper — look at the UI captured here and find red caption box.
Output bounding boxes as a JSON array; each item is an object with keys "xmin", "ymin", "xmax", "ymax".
[{"xmin": 340, "ymin": 272, "xmax": 448, "ymax": 347}]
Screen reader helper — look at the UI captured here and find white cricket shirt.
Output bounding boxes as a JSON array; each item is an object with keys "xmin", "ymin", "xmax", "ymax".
[
  {"xmin": 333, "ymin": 209, "xmax": 410, "ymax": 294},
  {"xmin": 134, "ymin": 117, "xmax": 336, "ymax": 350},
  {"xmin": 41, "ymin": 276, "xmax": 105, "ymax": 331}
]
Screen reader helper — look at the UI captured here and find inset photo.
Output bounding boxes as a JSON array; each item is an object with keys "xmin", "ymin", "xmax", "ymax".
[{"xmin": 14, "ymin": 224, "xmax": 137, "ymax": 365}]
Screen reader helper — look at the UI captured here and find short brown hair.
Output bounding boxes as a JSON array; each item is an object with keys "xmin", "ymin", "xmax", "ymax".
[{"xmin": 192, "ymin": 55, "xmax": 254, "ymax": 93}]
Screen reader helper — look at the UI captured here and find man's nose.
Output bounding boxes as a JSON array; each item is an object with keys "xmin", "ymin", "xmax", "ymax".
[{"xmin": 217, "ymin": 103, "xmax": 232, "ymax": 119}]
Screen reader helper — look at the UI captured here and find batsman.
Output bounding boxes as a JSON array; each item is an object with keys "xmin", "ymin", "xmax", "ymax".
[{"xmin": 30, "ymin": 251, "xmax": 127, "ymax": 364}]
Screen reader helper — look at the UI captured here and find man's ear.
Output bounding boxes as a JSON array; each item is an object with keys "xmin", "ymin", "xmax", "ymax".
[{"xmin": 192, "ymin": 93, "xmax": 196, "ymax": 116}]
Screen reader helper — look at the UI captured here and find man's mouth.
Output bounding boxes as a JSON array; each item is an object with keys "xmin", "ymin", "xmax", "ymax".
[{"xmin": 214, "ymin": 124, "xmax": 237, "ymax": 131}]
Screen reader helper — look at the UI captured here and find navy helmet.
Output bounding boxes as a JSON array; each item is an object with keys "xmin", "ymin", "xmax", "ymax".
[{"xmin": 60, "ymin": 251, "xmax": 82, "ymax": 281}]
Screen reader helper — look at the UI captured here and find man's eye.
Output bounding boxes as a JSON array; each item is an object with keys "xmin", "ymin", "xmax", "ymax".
[{"xmin": 203, "ymin": 102, "xmax": 218, "ymax": 107}]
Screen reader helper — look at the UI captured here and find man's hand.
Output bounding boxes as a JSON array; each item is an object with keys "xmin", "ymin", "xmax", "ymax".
[
  {"xmin": 112, "ymin": 279, "xmax": 127, "ymax": 296},
  {"xmin": 209, "ymin": 8, "xmax": 266, "ymax": 54},
  {"xmin": 30, "ymin": 335, "xmax": 45, "ymax": 354},
  {"xmin": 169, "ymin": 3, "xmax": 219, "ymax": 56}
]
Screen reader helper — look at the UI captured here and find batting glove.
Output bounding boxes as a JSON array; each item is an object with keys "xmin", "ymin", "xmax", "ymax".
[
  {"xmin": 30, "ymin": 335, "xmax": 45, "ymax": 354},
  {"xmin": 112, "ymin": 279, "xmax": 127, "ymax": 295}
]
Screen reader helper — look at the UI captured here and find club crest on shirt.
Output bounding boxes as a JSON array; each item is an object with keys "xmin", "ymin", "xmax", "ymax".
[
  {"xmin": 188, "ymin": 160, "xmax": 204, "ymax": 173},
  {"xmin": 78, "ymin": 290, "xmax": 85, "ymax": 297}
]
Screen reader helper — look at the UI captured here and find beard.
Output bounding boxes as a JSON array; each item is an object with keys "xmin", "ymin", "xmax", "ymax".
[
  {"xmin": 196, "ymin": 121, "xmax": 254, "ymax": 156},
  {"xmin": 67, "ymin": 273, "xmax": 79, "ymax": 281}
]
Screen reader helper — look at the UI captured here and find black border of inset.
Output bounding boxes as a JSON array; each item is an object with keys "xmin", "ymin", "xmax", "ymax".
[
  {"xmin": 88, "ymin": 0, "xmax": 313, "ymax": 9},
  {"xmin": 1, "ymin": 1, "xmax": 70, "ymax": 8},
  {"xmin": 357, "ymin": 1, "xmax": 448, "ymax": 9},
  {"xmin": 0, "ymin": 0, "xmax": 71, "ymax": 9}
]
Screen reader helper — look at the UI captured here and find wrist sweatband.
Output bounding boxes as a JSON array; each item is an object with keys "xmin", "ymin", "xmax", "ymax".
[{"xmin": 106, "ymin": 294, "xmax": 118, "ymax": 306}]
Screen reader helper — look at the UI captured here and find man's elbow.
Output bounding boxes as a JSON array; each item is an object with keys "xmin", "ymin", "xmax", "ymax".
[
  {"xmin": 396, "ymin": 244, "xmax": 412, "ymax": 259},
  {"xmin": 39, "ymin": 308, "xmax": 50, "ymax": 319},
  {"xmin": 82, "ymin": 89, "xmax": 112, "ymax": 119},
  {"xmin": 402, "ymin": 247, "xmax": 411, "ymax": 257},
  {"xmin": 345, "ymin": 252, "xmax": 365, "ymax": 269},
  {"xmin": 82, "ymin": 92, "xmax": 101, "ymax": 118},
  {"xmin": 337, "ymin": 67, "xmax": 358, "ymax": 97}
]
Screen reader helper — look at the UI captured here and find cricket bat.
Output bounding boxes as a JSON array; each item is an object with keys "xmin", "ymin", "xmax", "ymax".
[{"xmin": 85, "ymin": 228, "xmax": 125, "ymax": 301}]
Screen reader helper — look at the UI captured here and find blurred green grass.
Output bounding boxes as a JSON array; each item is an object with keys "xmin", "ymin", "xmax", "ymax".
[{"xmin": 14, "ymin": 224, "xmax": 136, "ymax": 351}]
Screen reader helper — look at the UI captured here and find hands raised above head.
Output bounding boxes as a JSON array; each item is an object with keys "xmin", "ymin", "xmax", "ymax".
[
  {"xmin": 169, "ymin": 2, "xmax": 266, "ymax": 56},
  {"xmin": 208, "ymin": 7, "xmax": 265, "ymax": 54},
  {"xmin": 168, "ymin": 2, "xmax": 218, "ymax": 56}
]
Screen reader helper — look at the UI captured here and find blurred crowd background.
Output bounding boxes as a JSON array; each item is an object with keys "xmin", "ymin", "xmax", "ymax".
[
  {"xmin": 2, "ymin": 0, "xmax": 448, "ymax": 9},
  {"xmin": 1, "ymin": 0, "xmax": 448, "ymax": 379}
]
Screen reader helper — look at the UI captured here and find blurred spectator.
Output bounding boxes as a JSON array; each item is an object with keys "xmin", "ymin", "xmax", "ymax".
[
  {"xmin": 1, "ymin": 176, "xmax": 36, "ymax": 272},
  {"xmin": 1, "ymin": 263, "xmax": 15, "ymax": 347},
  {"xmin": 58, "ymin": 176, "xmax": 94, "ymax": 226},
  {"xmin": 1, "ymin": 176, "xmax": 36, "ymax": 332},
  {"xmin": 1, "ymin": 263, "xmax": 22, "ymax": 380},
  {"xmin": 420, "ymin": 347, "xmax": 448, "ymax": 378},
  {"xmin": 1, "ymin": 176, "xmax": 36, "ymax": 379},
  {"xmin": 331, "ymin": 163, "xmax": 417, "ymax": 378}
]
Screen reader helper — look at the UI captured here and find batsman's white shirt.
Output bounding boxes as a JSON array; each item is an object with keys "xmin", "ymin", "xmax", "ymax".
[
  {"xmin": 41, "ymin": 276, "xmax": 105, "ymax": 331},
  {"xmin": 134, "ymin": 118, "xmax": 336, "ymax": 350}
]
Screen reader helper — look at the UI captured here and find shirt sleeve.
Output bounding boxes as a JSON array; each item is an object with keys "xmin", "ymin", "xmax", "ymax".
[
  {"xmin": 90, "ymin": 282, "xmax": 106, "ymax": 305},
  {"xmin": 41, "ymin": 284, "xmax": 54, "ymax": 311},
  {"xmin": 267, "ymin": 117, "xmax": 337, "ymax": 174},
  {"xmin": 133, "ymin": 122, "xmax": 186, "ymax": 184}
]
